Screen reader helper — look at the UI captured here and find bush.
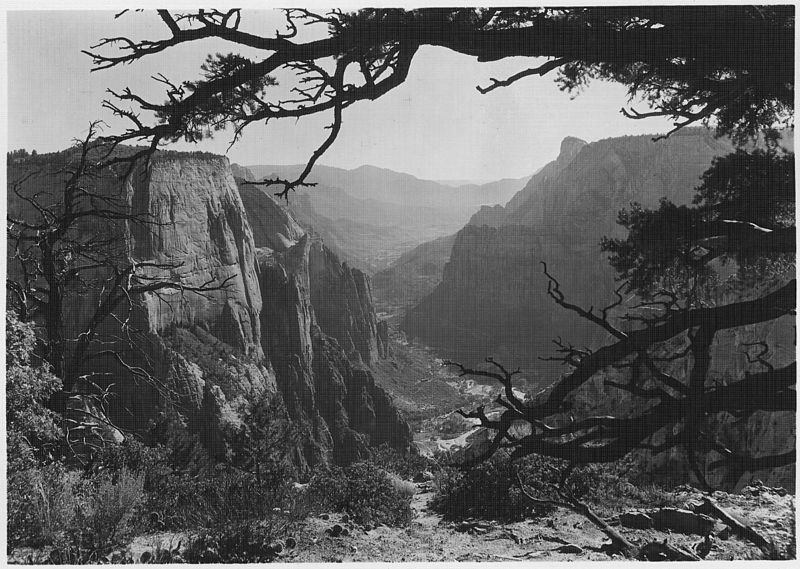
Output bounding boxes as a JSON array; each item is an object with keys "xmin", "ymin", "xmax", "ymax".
[
  {"xmin": 6, "ymin": 313, "xmax": 65, "ymax": 549},
  {"xmin": 10, "ymin": 463, "xmax": 145, "ymax": 561},
  {"xmin": 387, "ymin": 473, "xmax": 417, "ymax": 498},
  {"xmin": 146, "ymin": 466, "xmax": 305, "ymax": 531},
  {"xmin": 431, "ymin": 455, "xmax": 553, "ymax": 521},
  {"xmin": 6, "ymin": 312, "xmax": 62, "ymax": 466},
  {"xmin": 564, "ymin": 460, "xmax": 682, "ymax": 514},
  {"xmin": 78, "ymin": 468, "xmax": 145, "ymax": 551},
  {"xmin": 88, "ymin": 405, "xmax": 303, "ymax": 533},
  {"xmin": 307, "ymin": 461, "xmax": 414, "ymax": 527},
  {"xmin": 89, "ymin": 439, "xmax": 173, "ymax": 485},
  {"xmin": 183, "ymin": 521, "xmax": 286, "ymax": 564},
  {"xmin": 229, "ymin": 395, "xmax": 300, "ymax": 484},
  {"xmin": 370, "ymin": 444, "xmax": 435, "ymax": 479},
  {"xmin": 432, "ymin": 453, "xmax": 682, "ymax": 522},
  {"xmin": 28, "ymin": 463, "xmax": 84, "ymax": 546}
]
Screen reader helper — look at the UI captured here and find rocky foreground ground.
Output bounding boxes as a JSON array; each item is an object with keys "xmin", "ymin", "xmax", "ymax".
[{"xmin": 112, "ymin": 479, "xmax": 795, "ymax": 563}]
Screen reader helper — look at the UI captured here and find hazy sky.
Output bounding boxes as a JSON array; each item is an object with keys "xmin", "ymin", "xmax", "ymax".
[{"xmin": 6, "ymin": 7, "xmax": 678, "ymax": 181}]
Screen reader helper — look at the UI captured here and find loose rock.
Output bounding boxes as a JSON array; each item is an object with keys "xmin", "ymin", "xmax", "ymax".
[
  {"xmin": 619, "ymin": 511, "xmax": 654, "ymax": 530},
  {"xmin": 554, "ymin": 544, "xmax": 583, "ymax": 554}
]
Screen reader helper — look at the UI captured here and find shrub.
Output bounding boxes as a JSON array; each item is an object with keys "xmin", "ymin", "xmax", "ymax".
[
  {"xmin": 370, "ymin": 444, "xmax": 436, "ymax": 479},
  {"xmin": 88, "ymin": 409, "xmax": 303, "ymax": 533},
  {"xmin": 564, "ymin": 460, "xmax": 682, "ymax": 513},
  {"xmin": 10, "ymin": 463, "xmax": 145, "ymax": 561},
  {"xmin": 432, "ymin": 452, "xmax": 682, "ymax": 522},
  {"xmin": 78, "ymin": 468, "xmax": 146, "ymax": 551},
  {"xmin": 88, "ymin": 439, "xmax": 173, "ymax": 486},
  {"xmin": 230, "ymin": 395, "xmax": 300, "ymax": 484},
  {"xmin": 6, "ymin": 312, "xmax": 62, "ymax": 467},
  {"xmin": 28, "ymin": 463, "xmax": 84, "ymax": 546},
  {"xmin": 146, "ymin": 466, "xmax": 304, "ymax": 532},
  {"xmin": 307, "ymin": 461, "xmax": 414, "ymax": 526},
  {"xmin": 431, "ymin": 454, "xmax": 562, "ymax": 521},
  {"xmin": 183, "ymin": 521, "xmax": 285, "ymax": 564},
  {"xmin": 6, "ymin": 313, "xmax": 64, "ymax": 548},
  {"xmin": 387, "ymin": 473, "xmax": 416, "ymax": 498}
]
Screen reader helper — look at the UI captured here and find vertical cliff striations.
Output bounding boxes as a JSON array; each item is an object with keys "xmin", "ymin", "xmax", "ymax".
[
  {"xmin": 235, "ymin": 171, "xmax": 411, "ymax": 467},
  {"xmin": 7, "ymin": 153, "xmax": 411, "ymax": 470}
]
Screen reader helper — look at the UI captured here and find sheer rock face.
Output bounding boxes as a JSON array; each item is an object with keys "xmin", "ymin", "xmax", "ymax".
[
  {"xmin": 240, "ymin": 180, "xmax": 411, "ymax": 467},
  {"xmin": 257, "ymin": 238, "xmax": 332, "ymax": 470},
  {"xmin": 239, "ymin": 176, "xmax": 388, "ymax": 367},
  {"xmin": 405, "ymin": 129, "xmax": 737, "ymax": 374},
  {"xmin": 129, "ymin": 157, "xmax": 264, "ymax": 359},
  {"xmin": 309, "ymin": 241, "xmax": 380, "ymax": 366},
  {"xmin": 7, "ymin": 153, "xmax": 411, "ymax": 468},
  {"xmin": 312, "ymin": 329, "xmax": 412, "ymax": 464},
  {"xmin": 101, "ymin": 158, "xmax": 277, "ymax": 456},
  {"xmin": 471, "ymin": 134, "xmax": 588, "ymax": 226}
]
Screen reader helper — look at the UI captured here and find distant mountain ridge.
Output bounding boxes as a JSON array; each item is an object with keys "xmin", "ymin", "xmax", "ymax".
[
  {"xmin": 240, "ymin": 163, "xmax": 531, "ymax": 272},
  {"xmin": 246, "ymin": 163, "xmax": 530, "ymax": 210}
]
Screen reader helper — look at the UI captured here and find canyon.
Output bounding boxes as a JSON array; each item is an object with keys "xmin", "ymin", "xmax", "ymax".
[
  {"xmin": 395, "ymin": 128, "xmax": 795, "ymax": 490},
  {"xmin": 7, "ymin": 128, "xmax": 794, "ymax": 492}
]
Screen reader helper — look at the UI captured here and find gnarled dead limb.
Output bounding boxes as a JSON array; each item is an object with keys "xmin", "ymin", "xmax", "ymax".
[{"xmin": 692, "ymin": 497, "xmax": 781, "ymax": 558}]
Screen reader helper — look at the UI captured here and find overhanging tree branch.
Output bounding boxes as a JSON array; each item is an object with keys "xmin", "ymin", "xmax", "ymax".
[{"xmin": 86, "ymin": 7, "xmax": 793, "ymax": 194}]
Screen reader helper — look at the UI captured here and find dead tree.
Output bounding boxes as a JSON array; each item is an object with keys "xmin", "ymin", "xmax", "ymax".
[
  {"xmin": 450, "ymin": 265, "xmax": 793, "ymax": 470},
  {"xmin": 446, "ymin": 258, "xmax": 794, "ymax": 486},
  {"xmin": 447, "ymin": 139, "xmax": 795, "ymax": 487},
  {"xmin": 7, "ymin": 122, "xmax": 231, "ymax": 452},
  {"xmin": 83, "ymin": 7, "xmax": 793, "ymax": 196}
]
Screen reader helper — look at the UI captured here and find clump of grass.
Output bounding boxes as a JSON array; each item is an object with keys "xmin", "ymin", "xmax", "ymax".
[
  {"xmin": 21, "ymin": 465, "xmax": 146, "ymax": 563},
  {"xmin": 387, "ymin": 473, "xmax": 417, "ymax": 498}
]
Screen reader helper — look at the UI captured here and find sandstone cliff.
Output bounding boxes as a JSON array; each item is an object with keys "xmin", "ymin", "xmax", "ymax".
[
  {"xmin": 129, "ymin": 157, "xmax": 264, "ymax": 357},
  {"xmin": 233, "ymin": 169, "xmax": 389, "ymax": 366},
  {"xmin": 8, "ymin": 152, "xmax": 412, "ymax": 471},
  {"xmin": 233, "ymin": 172, "xmax": 410, "ymax": 467},
  {"xmin": 404, "ymin": 129, "xmax": 737, "ymax": 373},
  {"xmin": 469, "ymin": 135, "xmax": 588, "ymax": 227}
]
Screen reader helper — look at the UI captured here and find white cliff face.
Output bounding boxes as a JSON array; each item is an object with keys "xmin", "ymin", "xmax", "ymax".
[{"xmin": 129, "ymin": 157, "xmax": 263, "ymax": 359}]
